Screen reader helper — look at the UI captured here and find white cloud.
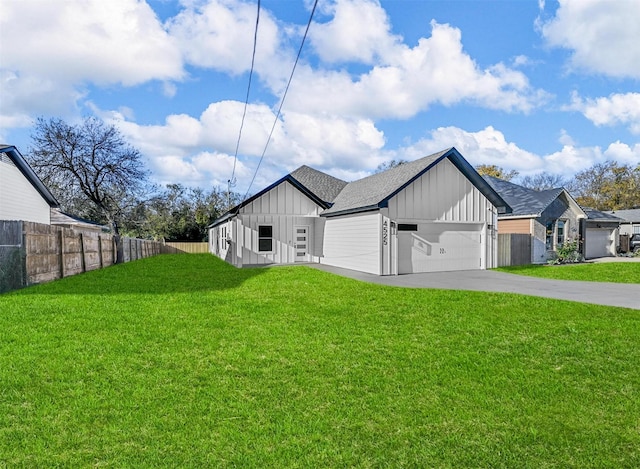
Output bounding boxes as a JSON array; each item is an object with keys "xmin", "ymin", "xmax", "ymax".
[
  {"xmin": 167, "ymin": 0, "xmax": 280, "ymax": 75},
  {"xmin": 99, "ymin": 100, "xmax": 389, "ymax": 188},
  {"xmin": 309, "ymin": 0, "xmax": 401, "ymax": 64},
  {"xmin": 286, "ymin": 19, "xmax": 549, "ymax": 118},
  {"xmin": 0, "ymin": 0, "xmax": 183, "ymax": 86},
  {"xmin": 393, "ymin": 125, "xmax": 620, "ymax": 177},
  {"xmin": 540, "ymin": 0, "xmax": 640, "ymax": 78},
  {"xmin": 569, "ymin": 92, "xmax": 640, "ymax": 134},
  {"xmin": 0, "ymin": 0, "xmax": 184, "ymax": 131}
]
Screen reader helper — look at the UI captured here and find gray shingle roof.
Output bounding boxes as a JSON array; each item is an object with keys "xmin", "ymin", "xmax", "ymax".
[
  {"xmin": 583, "ymin": 208, "xmax": 623, "ymax": 222},
  {"xmin": 482, "ymin": 175, "xmax": 565, "ymax": 217},
  {"xmin": 321, "ymin": 148, "xmax": 510, "ymax": 216},
  {"xmin": 322, "ymin": 149, "xmax": 451, "ymax": 216},
  {"xmin": 606, "ymin": 209, "xmax": 640, "ymax": 223},
  {"xmin": 290, "ymin": 165, "xmax": 347, "ymax": 204}
]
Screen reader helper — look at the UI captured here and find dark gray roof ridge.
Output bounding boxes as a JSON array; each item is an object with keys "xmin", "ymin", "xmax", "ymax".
[{"xmin": 289, "ymin": 165, "xmax": 348, "ymax": 204}]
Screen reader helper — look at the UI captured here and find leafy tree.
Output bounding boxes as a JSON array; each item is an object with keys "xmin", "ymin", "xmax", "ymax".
[
  {"xmin": 475, "ymin": 164, "xmax": 519, "ymax": 181},
  {"xmin": 27, "ymin": 116, "xmax": 148, "ymax": 262},
  {"xmin": 375, "ymin": 159, "xmax": 408, "ymax": 173},
  {"xmin": 124, "ymin": 184, "xmax": 240, "ymax": 241},
  {"xmin": 519, "ymin": 172, "xmax": 567, "ymax": 190},
  {"xmin": 568, "ymin": 161, "xmax": 640, "ymax": 210}
]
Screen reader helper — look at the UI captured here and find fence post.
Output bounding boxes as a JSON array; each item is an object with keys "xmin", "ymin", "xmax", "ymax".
[
  {"xmin": 59, "ymin": 229, "xmax": 65, "ymax": 278},
  {"xmin": 98, "ymin": 235, "xmax": 103, "ymax": 268},
  {"xmin": 79, "ymin": 232, "xmax": 86, "ymax": 273}
]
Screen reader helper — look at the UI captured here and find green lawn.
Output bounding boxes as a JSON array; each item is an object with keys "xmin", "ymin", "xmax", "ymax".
[
  {"xmin": 1, "ymin": 254, "xmax": 639, "ymax": 467},
  {"xmin": 498, "ymin": 262, "xmax": 640, "ymax": 284}
]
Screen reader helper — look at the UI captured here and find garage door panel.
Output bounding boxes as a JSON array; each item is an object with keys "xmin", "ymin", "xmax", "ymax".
[
  {"xmin": 398, "ymin": 222, "xmax": 483, "ymax": 274},
  {"xmin": 585, "ymin": 228, "xmax": 614, "ymax": 259}
]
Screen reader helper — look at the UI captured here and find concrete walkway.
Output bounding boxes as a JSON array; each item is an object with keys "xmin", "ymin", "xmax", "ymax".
[{"xmin": 310, "ymin": 263, "xmax": 640, "ymax": 310}]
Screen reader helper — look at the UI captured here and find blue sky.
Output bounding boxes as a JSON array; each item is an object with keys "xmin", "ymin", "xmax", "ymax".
[{"xmin": 2, "ymin": 0, "xmax": 640, "ymax": 195}]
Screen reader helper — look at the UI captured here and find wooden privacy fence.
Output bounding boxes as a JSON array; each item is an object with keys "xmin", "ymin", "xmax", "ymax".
[
  {"xmin": 498, "ymin": 233, "xmax": 532, "ymax": 267},
  {"xmin": 0, "ymin": 220, "xmax": 170, "ymax": 293},
  {"xmin": 163, "ymin": 242, "xmax": 209, "ymax": 254}
]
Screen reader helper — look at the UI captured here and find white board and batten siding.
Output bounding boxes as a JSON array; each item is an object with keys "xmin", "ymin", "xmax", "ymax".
[
  {"xmin": 0, "ymin": 157, "xmax": 51, "ymax": 224},
  {"xmin": 321, "ymin": 211, "xmax": 382, "ymax": 275},
  {"xmin": 234, "ymin": 181, "xmax": 324, "ymax": 266},
  {"xmin": 386, "ymin": 158, "xmax": 497, "ymax": 273}
]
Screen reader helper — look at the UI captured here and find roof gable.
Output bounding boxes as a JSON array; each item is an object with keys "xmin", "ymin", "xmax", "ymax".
[
  {"xmin": 322, "ymin": 148, "xmax": 510, "ymax": 217},
  {"xmin": 483, "ymin": 175, "xmax": 585, "ymax": 219},
  {"xmin": 0, "ymin": 145, "xmax": 59, "ymax": 207},
  {"xmin": 208, "ymin": 166, "xmax": 346, "ymax": 228}
]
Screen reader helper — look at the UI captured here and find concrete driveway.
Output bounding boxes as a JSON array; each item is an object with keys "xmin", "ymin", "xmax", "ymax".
[{"xmin": 310, "ymin": 263, "xmax": 640, "ymax": 310}]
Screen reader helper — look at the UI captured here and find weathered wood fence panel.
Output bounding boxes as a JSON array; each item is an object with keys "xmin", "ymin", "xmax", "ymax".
[
  {"xmin": 498, "ymin": 233, "xmax": 532, "ymax": 267},
  {"xmin": 163, "ymin": 242, "xmax": 208, "ymax": 253},
  {"xmin": 0, "ymin": 220, "xmax": 169, "ymax": 293}
]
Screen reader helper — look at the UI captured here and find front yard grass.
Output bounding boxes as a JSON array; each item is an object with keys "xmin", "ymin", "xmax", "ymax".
[
  {"xmin": 1, "ymin": 254, "xmax": 639, "ymax": 467},
  {"xmin": 498, "ymin": 262, "xmax": 640, "ymax": 284}
]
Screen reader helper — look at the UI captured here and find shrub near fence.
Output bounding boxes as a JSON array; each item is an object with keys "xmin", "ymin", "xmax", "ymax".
[{"xmin": 0, "ymin": 220, "xmax": 169, "ymax": 293}]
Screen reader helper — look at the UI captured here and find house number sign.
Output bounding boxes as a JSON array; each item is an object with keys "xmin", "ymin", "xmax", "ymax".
[{"xmin": 382, "ymin": 220, "xmax": 388, "ymax": 246}]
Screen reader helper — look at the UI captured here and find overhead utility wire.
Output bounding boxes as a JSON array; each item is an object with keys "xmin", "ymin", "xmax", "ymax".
[
  {"xmin": 228, "ymin": 0, "xmax": 261, "ymax": 205},
  {"xmin": 243, "ymin": 0, "xmax": 319, "ymax": 200}
]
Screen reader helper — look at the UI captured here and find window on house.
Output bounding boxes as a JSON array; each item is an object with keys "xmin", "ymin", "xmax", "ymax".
[
  {"xmin": 634, "ymin": 225, "xmax": 640, "ymax": 234},
  {"xmin": 258, "ymin": 225, "xmax": 273, "ymax": 252},
  {"xmin": 556, "ymin": 220, "xmax": 566, "ymax": 247},
  {"xmin": 397, "ymin": 224, "xmax": 418, "ymax": 231},
  {"xmin": 545, "ymin": 222, "xmax": 554, "ymax": 250}
]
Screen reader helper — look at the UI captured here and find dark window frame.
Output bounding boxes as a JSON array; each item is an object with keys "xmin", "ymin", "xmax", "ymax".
[{"xmin": 258, "ymin": 225, "xmax": 273, "ymax": 252}]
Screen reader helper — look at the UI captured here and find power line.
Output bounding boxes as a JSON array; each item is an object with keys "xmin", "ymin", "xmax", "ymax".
[
  {"xmin": 243, "ymin": 0, "xmax": 319, "ymax": 200},
  {"xmin": 228, "ymin": 0, "xmax": 261, "ymax": 206}
]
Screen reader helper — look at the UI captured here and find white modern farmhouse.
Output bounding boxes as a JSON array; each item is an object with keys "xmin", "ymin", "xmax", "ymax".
[
  {"xmin": 0, "ymin": 145, "xmax": 58, "ymax": 224},
  {"xmin": 209, "ymin": 148, "xmax": 510, "ymax": 275}
]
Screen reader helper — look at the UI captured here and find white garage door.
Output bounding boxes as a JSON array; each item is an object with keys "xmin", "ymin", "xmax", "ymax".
[
  {"xmin": 398, "ymin": 222, "xmax": 483, "ymax": 274},
  {"xmin": 585, "ymin": 228, "xmax": 614, "ymax": 259}
]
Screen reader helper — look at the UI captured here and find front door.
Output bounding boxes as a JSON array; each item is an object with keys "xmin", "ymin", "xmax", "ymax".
[{"xmin": 294, "ymin": 226, "xmax": 309, "ymax": 262}]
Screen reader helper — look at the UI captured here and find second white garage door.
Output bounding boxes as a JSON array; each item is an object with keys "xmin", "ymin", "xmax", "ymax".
[
  {"xmin": 585, "ymin": 228, "xmax": 615, "ymax": 259},
  {"xmin": 398, "ymin": 222, "xmax": 484, "ymax": 274}
]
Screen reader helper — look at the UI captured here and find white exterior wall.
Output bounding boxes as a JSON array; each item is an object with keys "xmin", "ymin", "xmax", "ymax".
[
  {"xmin": 0, "ymin": 159, "xmax": 51, "ymax": 224},
  {"xmin": 217, "ymin": 181, "xmax": 325, "ymax": 267},
  {"xmin": 386, "ymin": 159, "xmax": 491, "ymax": 223},
  {"xmin": 386, "ymin": 158, "xmax": 497, "ymax": 269},
  {"xmin": 321, "ymin": 211, "xmax": 382, "ymax": 275}
]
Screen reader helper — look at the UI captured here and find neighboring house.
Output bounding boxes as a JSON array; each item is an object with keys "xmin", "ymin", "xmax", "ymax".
[
  {"xmin": 483, "ymin": 176, "xmax": 586, "ymax": 264},
  {"xmin": 0, "ymin": 145, "xmax": 58, "ymax": 224},
  {"xmin": 606, "ymin": 209, "xmax": 640, "ymax": 236},
  {"xmin": 582, "ymin": 208, "xmax": 622, "ymax": 259},
  {"xmin": 209, "ymin": 148, "xmax": 510, "ymax": 275},
  {"xmin": 50, "ymin": 208, "xmax": 109, "ymax": 233}
]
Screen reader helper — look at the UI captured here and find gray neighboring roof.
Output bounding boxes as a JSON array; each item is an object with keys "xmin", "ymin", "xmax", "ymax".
[
  {"xmin": 50, "ymin": 208, "xmax": 109, "ymax": 231},
  {"xmin": 290, "ymin": 165, "xmax": 348, "ymax": 204},
  {"xmin": 322, "ymin": 148, "xmax": 510, "ymax": 217},
  {"xmin": 482, "ymin": 175, "xmax": 568, "ymax": 217},
  {"xmin": 0, "ymin": 144, "xmax": 59, "ymax": 207},
  {"xmin": 583, "ymin": 208, "xmax": 623, "ymax": 223},
  {"xmin": 606, "ymin": 209, "xmax": 640, "ymax": 223}
]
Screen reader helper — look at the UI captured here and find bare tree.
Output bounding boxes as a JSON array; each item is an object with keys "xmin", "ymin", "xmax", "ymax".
[
  {"xmin": 375, "ymin": 159, "xmax": 408, "ymax": 173},
  {"xmin": 519, "ymin": 172, "xmax": 566, "ymax": 191},
  {"xmin": 28, "ymin": 116, "xmax": 148, "ymax": 262}
]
